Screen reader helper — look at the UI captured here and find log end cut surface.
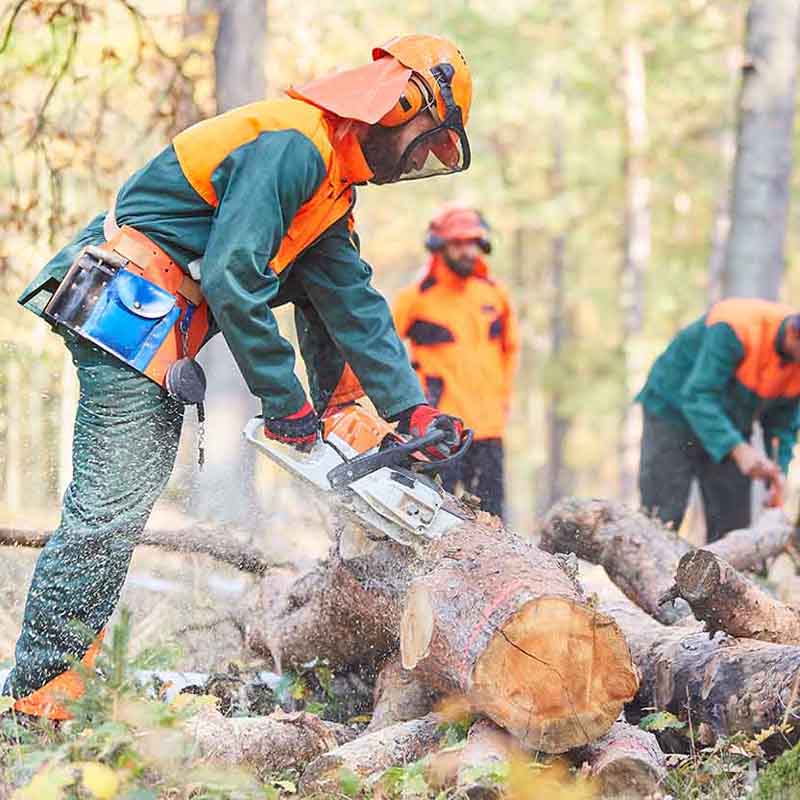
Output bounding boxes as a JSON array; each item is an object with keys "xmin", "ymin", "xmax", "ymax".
[{"xmin": 471, "ymin": 597, "xmax": 639, "ymax": 753}]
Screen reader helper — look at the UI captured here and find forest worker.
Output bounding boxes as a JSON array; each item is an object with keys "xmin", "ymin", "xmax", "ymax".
[
  {"xmin": 393, "ymin": 206, "xmax": 519, "ymax": 518},
  {"xmin": 637, "ymin": 297, "xmax": 800, "ymax": 542},
  {"xmin": 3, "ymin": 34, "xmax": 472, "ymax": 721}
]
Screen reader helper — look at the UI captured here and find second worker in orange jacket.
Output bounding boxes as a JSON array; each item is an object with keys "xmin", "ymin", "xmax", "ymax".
[{"xmin": 393, "ymin": 206, "xmax": 519, "ymax": 517}]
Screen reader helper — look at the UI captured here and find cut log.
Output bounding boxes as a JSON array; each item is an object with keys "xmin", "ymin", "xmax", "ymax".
[
  {"xmin": 300, "ymin": 714, "xmax": 445, "ymax": 795},
  {"xmin": 540, "ymin": 499, "xmax": 792, "ymax": 624},
  {"xmin": 578, "ymin": 721, "xmax": 666, "ymax": 799},
  {"xmin": 591, "ymin": 585, "xmax": 800, "ymax": 741},
  {"xmin": 250, "ymin": 518, "xmax": 638, "ymax": 754},
  {"xmin": 188, "ymin": 708, "xmax": 356, "ymax": 778},
  {"xmin": 367, "ymin": 655, "xmax": 438, "ymax": 732},
  {"xmin": 247, "ymin": 561, "xmax": 398, "ymax": 673},
  {"xmin": 668, "ymin": 549, "xmax": 800, "ymax": 643},
  {"xmin": 399, "ymin": 525, "xmax": 639, "ymax": 753},
  {"xmin": 456, "ymin": 720, "xmax": 521, "ymax": 797}
]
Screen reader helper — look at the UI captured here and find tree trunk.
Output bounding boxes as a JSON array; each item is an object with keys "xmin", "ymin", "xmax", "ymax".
[
  {"xmin": 189, "ymin": 0, "xmax": 268, "ymax": 525},
  {"xmin": 400, "ymin": 525, "xmax": 638, "ymax": 753},
  {"xmin": 188, "ymin": 708, "xmax": 355, "ymax": 778},
  {"xmin": 670, "ymin": 548, "xmax": 800, "ymax": 642},
  {"xmin": 540, "ymin": 498, "xmax": 792, "ymax": 623},
  {"xmin": 300, "ymin": 714, "xmax": 446, "ymax": 795},
  {"xmin": 577, "ymin": 721, "xmax": 666, "ymax": 800},
  {"xmin": 596, "ymin": 590, "xmax": 800, "ymax": 742},
  {"xmin": 618, "ymin": 9, "xmax": 650, "ymax": 504},
  {"xmin": 367, "ymin": 655, "xmax": 438, "ymax": 732},
  {"xmin": 456, "ymin": 720, "xmax": 521, "ymax": 796},
  {"xmin": 543, "ymin": 76, "xmax": 573, "ymax": 510},
  {"xmin": 722, "ymin": 0, "xmax": 800, "ymax": 299}
]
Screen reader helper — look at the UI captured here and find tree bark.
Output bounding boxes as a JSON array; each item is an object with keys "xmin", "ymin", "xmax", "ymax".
[
  {"xmin": 367, "ymin": 655, "xmax": 438, "ymax": 732},
  {"xmin": 722, "ymin": 0, "xmax": 800, "ymax": 299},
  {"xmin": 669, "ymin": 548, "xmax": 800, "ymax": 642},
  {"xmin": 596, "ymin": 590, "xmax": 800, "ymax": 742},
  {"xmin": 578, "ymin": 721, "xmax": 666, "ymax": 800},
  {"xmin": 188, "ymin": 708, "xmax": 355, "ymax": 778},
  {"xmin": 300, "ymin": 714, "xmax": 446, "ymax": 795},
  {"xmin": 540, "ymin": 498, "xmax": 792, "ymax": 623},
  {"xmin": 400, "ymin": 525, "xmax": 638, "ymax": 753}
]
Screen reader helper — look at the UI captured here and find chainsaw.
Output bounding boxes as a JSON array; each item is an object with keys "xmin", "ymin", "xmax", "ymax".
[{"xmin": 243, "ymin": 404, "xmax": 475, "ymax": 548}]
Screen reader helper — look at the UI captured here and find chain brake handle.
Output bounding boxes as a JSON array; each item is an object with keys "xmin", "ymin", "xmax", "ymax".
[{"xmin": 326, "ymin": 427, "xmax": 473, "ymax": 488}]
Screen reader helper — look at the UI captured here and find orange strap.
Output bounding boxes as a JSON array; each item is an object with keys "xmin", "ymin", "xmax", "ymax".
[{"xmin": 14, "ymin": 633, "xmax": 105, "ymax": 720}]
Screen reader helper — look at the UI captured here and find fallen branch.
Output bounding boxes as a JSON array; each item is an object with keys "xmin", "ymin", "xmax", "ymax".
[{"xmin": 0, "ymin": 526, "xmax": 276, "ymax": 575}]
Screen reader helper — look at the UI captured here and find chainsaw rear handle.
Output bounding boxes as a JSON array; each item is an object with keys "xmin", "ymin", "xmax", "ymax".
[{"xmin": 326, "ymin": 427, "xmax": 474, "ymax": 488}]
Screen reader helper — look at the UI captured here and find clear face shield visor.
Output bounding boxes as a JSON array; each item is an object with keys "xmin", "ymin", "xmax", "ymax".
[
  {"xmin": 390, "ymin": 108, "xmax": 471, "ymax": 182},
  {"xmin": 389, "ymin": 63, "xmax": 471, "ymax": 183}
]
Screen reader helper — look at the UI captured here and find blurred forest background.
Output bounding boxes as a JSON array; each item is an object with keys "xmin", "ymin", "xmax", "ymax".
[{"xmin": 0, "ymin": 0, "xmax": 797, "ymax": 536}]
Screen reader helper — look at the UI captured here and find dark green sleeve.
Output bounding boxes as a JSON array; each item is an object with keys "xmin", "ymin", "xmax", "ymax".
[
  {"xmin": 200, "ymin": 131, "xmax": 327, "ymax": 417},
  {"xmin": 293, "ymin": 218, "xmax": 425, "ymax": 419},
  {"xmin": 762, "ymin": 399, "xmax": 800, "ymax": 473},
  {"xmin": 679, "ymin": 322, "xmax": 746, "ymax": 462}
]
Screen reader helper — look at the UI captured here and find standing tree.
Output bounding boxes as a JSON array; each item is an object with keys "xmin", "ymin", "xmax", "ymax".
[
  {"xmin": 617, "ymin": 3, "xmax": 651, "ymax": 503},
  {"xmin": 191, "ymin": 0, "xmax": 268, "ymax": 523},
  {"xmin": 722, "ymin": 0, "xmax": 800, "ymax": 299}
]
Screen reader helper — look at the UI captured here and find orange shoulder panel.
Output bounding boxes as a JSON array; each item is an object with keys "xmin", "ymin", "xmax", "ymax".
[
  {"xmin": 708, "ymin": 298, "xmax": 800, "ymax": 398},
  {"xmin": 173, "ymin": 98, "xmax": 333, "ymax": 206}
]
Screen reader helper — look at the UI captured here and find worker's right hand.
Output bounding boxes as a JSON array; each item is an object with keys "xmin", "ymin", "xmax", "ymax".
[
  {"xmin": 731, "ymin": 442, "xmax": 781, "ymax": 482},
  {"xmin": 263, "ymin": 400, "xmax": 319, "ymax": 452},
  {"xmin": 403, "ymin": 404, "xmax": 464, "ymax": 460}
]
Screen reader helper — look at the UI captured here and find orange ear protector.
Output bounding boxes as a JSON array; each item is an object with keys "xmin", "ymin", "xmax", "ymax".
[{"xmin": 378, "ymin": 77, "xmax": 427, "ymax": 127}]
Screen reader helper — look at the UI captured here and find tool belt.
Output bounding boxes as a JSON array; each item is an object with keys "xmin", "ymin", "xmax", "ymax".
[{"xmin": 43, "ymin": 225, "xmax": 210, "ymax": 401}]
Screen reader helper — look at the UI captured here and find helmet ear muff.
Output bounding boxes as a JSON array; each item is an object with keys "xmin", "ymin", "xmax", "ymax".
[
  {"xmin": 425, "ymin": 231, "xmax": 445, "ymax": 251},
  {"xmin": 379, "ymin": 79, "xmax": 426, "ymax": 127}
]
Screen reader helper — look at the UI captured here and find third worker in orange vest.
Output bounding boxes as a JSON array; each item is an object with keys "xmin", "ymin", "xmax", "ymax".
[{"xmin": 393, "ymin": 206, "xmax": 519, "ymax": 518}]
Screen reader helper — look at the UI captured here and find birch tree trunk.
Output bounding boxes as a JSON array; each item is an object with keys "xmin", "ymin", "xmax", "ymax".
[
  {"xmin": 722, "ymin": 0, "xmax": 800, "ymax": 299},
  {"xmin": 190, "ymin": 0, "xmax": 267, "ymax": 523},
  {"xmin": 617, "ymin": 9, "xmax": 650, "ymax": 504},
  {"xmin": 543, "ymin": 77, "xmax": 573, "ymax": 510}
]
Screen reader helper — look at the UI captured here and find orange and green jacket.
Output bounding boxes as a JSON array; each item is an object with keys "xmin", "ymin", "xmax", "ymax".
[
  {"xmin": 18, "ymin": 98, "xmax": 424, "ymax": 419},
  {"xmin": 393, "ymin": 254, "xmax": 519, "ymax": 439},
  {"xmin": 637, "ymin": 298, "xmax": 800, "ymax": 471}
]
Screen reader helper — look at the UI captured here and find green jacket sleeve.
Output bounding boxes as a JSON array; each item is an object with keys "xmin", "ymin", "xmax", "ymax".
[
  {"xmin": 679, "ymin": 322, "xmax": 746, "ymax": 462},
  {"xmin": 293, "ymin": 218, "xmax": 425, "ymax": 419},
  {"xmin": 199, "ymin": 131, "xmax": 327, "ymax": 418},
  {"xmin": 762, "ymin": 399, "xmax": 800, "ymax": 473}
]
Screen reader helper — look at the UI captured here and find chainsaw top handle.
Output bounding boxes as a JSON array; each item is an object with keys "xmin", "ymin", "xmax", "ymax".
[{"xmin": 326, "ymin": 427, "xmax": 474, "ymax": 488}]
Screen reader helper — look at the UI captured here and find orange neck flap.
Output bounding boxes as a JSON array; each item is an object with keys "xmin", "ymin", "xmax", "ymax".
[
  {"xmin": 286, "ymin": 57, "xmax": 412, "ymax": 124},
  {"xmin": 424, "ymin": 252, "xmax": 490, "ymax": 287}
]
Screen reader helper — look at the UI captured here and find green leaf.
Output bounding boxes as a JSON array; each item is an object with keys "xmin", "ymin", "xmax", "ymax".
[
  {"xmin": 338, "ymin": 767, "xmax": 362, "ymax": 798},
  {"xmin": 639, "ymin": 711, "xmax": 687, "ymax": 732}
]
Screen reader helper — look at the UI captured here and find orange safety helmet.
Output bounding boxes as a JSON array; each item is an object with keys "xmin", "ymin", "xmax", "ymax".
[
  {"xmin": 426, "ymin": 206, "xmax": 491, "ymax": 253},
  {"xmin": 373, "ymin": 34, "xmax": 472, "ymax": 182}
]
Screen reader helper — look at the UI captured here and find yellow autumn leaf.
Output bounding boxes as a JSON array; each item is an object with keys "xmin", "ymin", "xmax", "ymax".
[
  {"xmin": 508, "ymin": 758, "xmax": 597, "ymax": 800},
  {"xmin": 170, "ymin": 693, "xmax": 220, "ymax": 714},
  {"xmin": 75, "ymin": 762, "xmax": 120, "ymax": 800}
]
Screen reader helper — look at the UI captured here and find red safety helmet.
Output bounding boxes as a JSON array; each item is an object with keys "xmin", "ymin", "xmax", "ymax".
[{"xmin": 425, "ymin": 206, "xmax": 491, "ymax": 253}]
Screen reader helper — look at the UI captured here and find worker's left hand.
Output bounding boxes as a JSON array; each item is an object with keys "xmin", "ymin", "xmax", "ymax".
[
  {"xmin": 263, "ymin": 400, "xmax": 319, "ymax": 452},
  {"xmin": 765, "ymin": 472, "xmax": 786, "ymax": 508},
  {"xmin": 401, "ymin": 404, "xmax": 464, "ymax": 460}
]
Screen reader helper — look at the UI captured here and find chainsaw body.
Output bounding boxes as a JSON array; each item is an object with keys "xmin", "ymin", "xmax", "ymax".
[{"xmin": 243, "ymin": 405, "xmax": 474, "ymax": 548}]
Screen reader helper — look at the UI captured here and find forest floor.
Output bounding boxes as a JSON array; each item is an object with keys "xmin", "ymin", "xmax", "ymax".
[{"xmin": 2, "ymin": 494, "xmax": 800, "ymax": 799}]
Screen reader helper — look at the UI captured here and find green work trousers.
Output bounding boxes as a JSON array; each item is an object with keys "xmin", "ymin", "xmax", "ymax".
[
  {"xmin": 3, "ymin": 333, "xmax": 184, "ymax": 700},
  {"xmin": 638, "ymin": 411, "xmax": 751, "ymax": 543}
]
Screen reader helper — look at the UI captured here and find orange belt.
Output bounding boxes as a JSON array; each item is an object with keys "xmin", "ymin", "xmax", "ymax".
[{"xmin": 102, "ymin": 225, "xmax": 210, "ymax": 386}]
